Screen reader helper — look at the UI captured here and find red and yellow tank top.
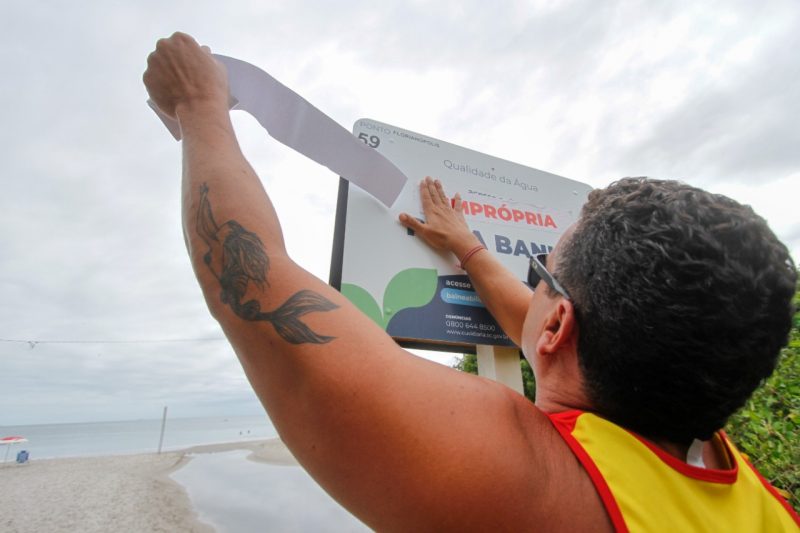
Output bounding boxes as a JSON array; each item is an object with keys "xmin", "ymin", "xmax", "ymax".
[{"xmin": 547, "ymin": 410, "xmax": 799, "ymax": 532}]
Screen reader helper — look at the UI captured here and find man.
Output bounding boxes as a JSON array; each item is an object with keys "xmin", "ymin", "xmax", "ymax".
[{"xmin": 144, "ymin": 33, "xmax": 799, "ymax": 531}]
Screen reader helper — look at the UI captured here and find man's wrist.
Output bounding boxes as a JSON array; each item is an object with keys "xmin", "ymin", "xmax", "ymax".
[
  {"xmin": 458, "ymin": 244, "xmax": 486, "ymax": 269},
  {"xmin": 174, "ymin": 97, "xmax": 235, "ymax": 141},
  {"xmin": 175, "ymin": 96, "xmax": 230, "ymax": 123},
  {"xmin": 450, "ymin": 234, "xmax": 484, "ymax": 262}
]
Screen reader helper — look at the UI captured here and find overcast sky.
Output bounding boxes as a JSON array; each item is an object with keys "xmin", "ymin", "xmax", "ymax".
[{"xmin": 2, "ymin": 0, "xmax": 798, "ymax": 425}]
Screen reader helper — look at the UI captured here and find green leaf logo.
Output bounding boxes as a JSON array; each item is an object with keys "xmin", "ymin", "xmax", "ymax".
[
  {"xmin": 342, "ymin": 268, "xmax": 438, "ymax": 329},
  {"xmin": 340, "ymin": 283, "xmax": 384, "ymax": 326}
]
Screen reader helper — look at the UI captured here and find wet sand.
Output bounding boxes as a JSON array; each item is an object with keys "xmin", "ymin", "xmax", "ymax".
[{"xmin": 0, "ymin": 438, "xmax": 298, "ymax": 533}]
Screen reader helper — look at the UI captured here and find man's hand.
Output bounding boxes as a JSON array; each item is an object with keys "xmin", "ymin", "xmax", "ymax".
[
  {"xmin": 399, "ymin": 176, "xmax": 483, "ymax": 261},
  {"xmin": 401, "ymin": 176, "xmax": 534, "ymax": 345},
  {"xmin": 143, "ymin": 32, "xmax": 228, "ymax": 120}
]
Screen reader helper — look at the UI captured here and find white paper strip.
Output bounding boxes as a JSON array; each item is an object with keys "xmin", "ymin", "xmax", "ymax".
[{"xmin": 148, "ymin": 54, "xmax": 408, "ymax": 207}]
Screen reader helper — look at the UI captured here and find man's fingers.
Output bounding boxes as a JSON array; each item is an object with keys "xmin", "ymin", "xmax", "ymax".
[
  {"xmin": 399, "ymin": 213, "xmax": 424, "ymax": 233},
  {"xmin": 418, "ymin": 177, "xmax": 463, "ymax": 219},
  {"xmin": 453, "ymin": 193, "xmax": 468, "ymax": 223},
  {"xmin": 171, "ymin": 31, "xmax": 198, "ymax": 46},
  {"xmin": 419, "ymin": 179, "xmax": 434, "ymax": 211},
  {"xmin": 425, "ymin": 177, "xmax": 441, "ymax": 206},
  {"xmin": 434, "ymin": 179, "xmax": 449, "ymax": 205}
]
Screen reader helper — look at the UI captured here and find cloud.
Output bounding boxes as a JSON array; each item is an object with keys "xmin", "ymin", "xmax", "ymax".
[
  {"xmin": 611, "ymin": 17, "xmax": 800, "ymax": 184},
  {"xmin": 1, "ymin": 1, "xmax": 798, "ymax": 425}
]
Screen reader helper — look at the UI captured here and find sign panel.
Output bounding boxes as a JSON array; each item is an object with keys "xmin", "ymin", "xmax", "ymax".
[{"xmin": 331, "ymin": 119, "xmax": 592, "ymax": 350}]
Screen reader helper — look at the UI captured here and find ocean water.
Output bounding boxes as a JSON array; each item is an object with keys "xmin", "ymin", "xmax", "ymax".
[
  {"xmin": 0, "ymin": 415, "xmax": 277, "ymax": 460},
  {"xmin": 172, "ymin": 450, "xmax": 370, "ymax": 532}
]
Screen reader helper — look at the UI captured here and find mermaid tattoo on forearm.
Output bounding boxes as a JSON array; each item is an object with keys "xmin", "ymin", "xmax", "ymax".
[{"xmin": 196, "ymin": 183, "xmax": 338, "ymax": 344}]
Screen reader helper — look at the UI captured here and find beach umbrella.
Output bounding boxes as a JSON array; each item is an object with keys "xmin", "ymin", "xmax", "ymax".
[{"xmin": 1, "ymin": 436, "xmax": 28, "ymax": 464}]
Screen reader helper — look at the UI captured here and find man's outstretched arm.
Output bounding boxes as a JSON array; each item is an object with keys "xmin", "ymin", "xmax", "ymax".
[
  {"xmin": 143, "ymin": 33, "xmax": 560, "ymax": 531},
  {"xmin": 399, "ymin": 178, "xmax": 534, "ymax": 346}
]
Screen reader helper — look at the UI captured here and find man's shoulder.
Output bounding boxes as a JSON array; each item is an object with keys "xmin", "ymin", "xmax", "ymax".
[{"xmin": 500, "ymin": 394, "xmax": 614, "ymax": 531}]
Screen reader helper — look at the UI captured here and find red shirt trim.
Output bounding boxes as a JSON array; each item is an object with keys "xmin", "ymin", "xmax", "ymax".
[
  {"xmin": 630, "ymin": 432, "xmax": 738, "ymax": 484},
  {"xmin": 547, "ymin": 410, "xmax": 629, "ymax": 533},
  {"xmin": 741, "ymin": 451, "xmax": 800, "ymax": 527}
]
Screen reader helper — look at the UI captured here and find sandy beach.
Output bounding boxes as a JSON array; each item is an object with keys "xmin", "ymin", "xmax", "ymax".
[{"xmin": 0, "ymin": 439, "xmax": 298, "ymax": 533}]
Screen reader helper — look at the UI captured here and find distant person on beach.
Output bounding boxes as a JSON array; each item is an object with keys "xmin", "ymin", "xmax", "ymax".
[{"xmin": 144, "ymin": 33, "xmax": 799, "ymax": 531}]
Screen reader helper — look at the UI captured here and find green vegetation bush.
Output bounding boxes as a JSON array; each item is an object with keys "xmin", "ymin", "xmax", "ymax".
[
  {"xmin": 725, "ymin": 287, "xmax": 799, "ymax": 512},
  {"xmin": 453, "ymin": 287, "xmax": 799, "ymax": 512},
  {"xmin": 453, "ymin": 354, "xmax": 536, "ymax": 400}
]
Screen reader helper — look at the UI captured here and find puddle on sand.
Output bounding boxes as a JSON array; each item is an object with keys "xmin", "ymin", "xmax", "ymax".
[{"xmin": 171, "ymin": 449, "xmax": 371, "ymax": 532}]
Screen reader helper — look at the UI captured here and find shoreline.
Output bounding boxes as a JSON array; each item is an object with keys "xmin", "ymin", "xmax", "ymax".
[{"xmin": 0, "ymin": 437, "xmax": 298, "ymax": 533}]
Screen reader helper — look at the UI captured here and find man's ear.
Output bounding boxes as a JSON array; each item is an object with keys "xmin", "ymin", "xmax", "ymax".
[{"xmin": 536, "ymin": 299, "xmax": 577, "ymax": 356}]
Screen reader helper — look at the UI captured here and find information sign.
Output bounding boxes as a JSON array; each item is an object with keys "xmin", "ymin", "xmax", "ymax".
[{"xmin": 331, "ymin": 119, "xmax": 592, "ymax": 351}]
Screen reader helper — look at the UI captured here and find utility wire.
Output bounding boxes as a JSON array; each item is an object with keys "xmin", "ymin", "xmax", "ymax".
[{"xmin": 0, "ymin": 337, "xmax": 226, "ymax": 348}]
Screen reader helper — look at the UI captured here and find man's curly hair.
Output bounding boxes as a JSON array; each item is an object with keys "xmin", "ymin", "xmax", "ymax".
[{"xmin": 556, "ymin": 177, "xmax": 797, "ymax": 443}]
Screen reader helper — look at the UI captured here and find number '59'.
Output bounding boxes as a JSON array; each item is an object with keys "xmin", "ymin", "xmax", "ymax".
[{"xmin": 358, "ymin": 133, "xmax": 380, "ymax": 148}]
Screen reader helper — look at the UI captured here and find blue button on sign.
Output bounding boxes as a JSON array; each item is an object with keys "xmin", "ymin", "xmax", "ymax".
[{"xmin": 440, "ymin": 288, "xmax": 485, "ymax": 308}]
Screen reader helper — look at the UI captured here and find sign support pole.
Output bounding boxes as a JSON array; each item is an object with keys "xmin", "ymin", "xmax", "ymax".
[{"xmin": 476, "ymin": 345, "xmax": 523, "ymax": 395}]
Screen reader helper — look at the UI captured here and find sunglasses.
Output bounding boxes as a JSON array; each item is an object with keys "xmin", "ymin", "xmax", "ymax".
[{"xmin": 527, "ymin": 253, "xmax": 570, "ymax": 300}]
